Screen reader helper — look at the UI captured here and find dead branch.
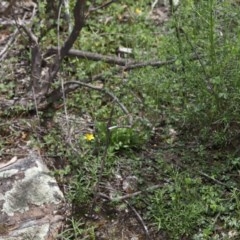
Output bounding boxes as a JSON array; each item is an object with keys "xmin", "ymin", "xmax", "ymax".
[
  {"xmin": 17, "ymin": 20, "xmax": 42, "ymax": 93},
  {"xmin": 19, "ymin": 1, "xmax": 86, "ymax": 100},
  {"xmin": 62, "ymin": 0, "xmax": 72, "ymax": 33},
  {"xmin": 46, "ymin": 0, "xmax": 86, "ymax": 91},
  {"xmin": 0, "ymin": 28, "xmax": 19, "ymax": 61},
  {"xmin": 123, "ymin": 53, "xmax": 203, "ymax": 70},
  {"xmin": 63, "ymin": 80, "xmax": 133, "ymax": 125},
  {"xmin": 0, "ymin": 11, "xmax": 30, "ymax": 61},
  {"xmin": 88, "ymin": 0, "xmax": 118, "ymax": 13},
  {"xmin": 98, "ymin": 183, "xmax": 164, "ymax": 202},
  {"xmin": 0, "ymin": 19, "xmax": 32, "ymax": 25},
  {"xmin": 125, "ymin": 200, "xmax": 151, "ymax": 240},
  {"xmin": 123, "ymin": 58, "xmax": 177, "ymax": 70},
  {"xmin": 46, "ymin": 47, "xmax": 203, "ymax": 71},
  {"xmin": 17, "ymin": 20, "xmax": 38, "ymax": 43},
  {"xmin": 171, "ymin": 157, "xmax": 240, "ymax": 192},
  {"xmin": 46, "ymin": 47, "xmax": 136, "ymax": 66},
  {"xmin": 198, "ymin": 171, "xmax": 240, "ymax": 192},
  {"xmin": 47, "ymin": 47, "xmax": 199, "ymax": 70},
  {"xmin": 46, "ymin": 46, "xmax": 178, "ymax": 68}
]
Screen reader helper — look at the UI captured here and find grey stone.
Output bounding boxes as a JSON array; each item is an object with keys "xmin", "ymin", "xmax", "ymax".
[{"xmin": 0, "ymin": 152, "xmax": 65, "ymax": 240}]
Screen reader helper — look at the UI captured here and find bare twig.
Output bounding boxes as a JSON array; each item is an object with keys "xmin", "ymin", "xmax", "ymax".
[
  {"xmin": 64, "ymin": 80, "xmax": 132, "ymax": 125},
  {"xmin": 46, "ymin": 47, "xmax": 135, "ymax": 66},
  {"xmin": 89, "ymin": 106, "xmax": 115, "ymax": 217},
  {"xmin": 125, "ymin": 200, "xmax": 151, "ymax": 240},
  {"xmin": 0, "ymin": 19, "xmax": 32, "ymax": 25},
  {"xmin": 31, "ymin": 86, "xmax": 41, "ymax": 126},
  {"xmin": 0, "ymin": 11, "xmax": 30, "ymax": 61},
  {"xmin": 123, "ymin": 58, "xmax": 177, "ymax": 70},
  {"xmin": 173, "ymin": 159, "xmax": 240, "ymax": 192},
  {"xmin": 46, "ymin": 47, "xmax": 180, "ymax": 68},
  {"xmin": 63, "ymin": 0, "xmax": 72, "ymax": 33},
  {"xmin": 47, "ymin": 47, "xmax": 202, "ymax": 70},
  {"xmin": 57, "ymin": 1, "xmax": 70, "ymax": 133},
  {"xmin": 148, "ymin": 0, "xmax": 158, "ymax": 16},
  {"xmin": 0, "ymin": 1, "xmax": 87, "ymax": 116},
  {"xmin": 97, "ymin": 189, "xmax": 153, "ymax": 239},
  {"xmin": 98, "ymin": 183, "xmax": 164, "ymax": 202},
  {"xmin": 16, "ymin": 18, "xmax": 44, "ymax": 93},
  {"xmin": 181, "ymin": 28, "xmax": 214, "ymax": 92},
  {"xmin": 198, "ymin": 171, "xmax": 240, "ymax": 192},
  {"xmin": 88, "ymin": 0, "xmax": 118, "ymax": 13},
  {"xmin": 0, "ymin": 28, "xmax": 19, "ymax": 61},
  {"xmin": 47, "ymin": 0, "xmax": 86, "ymax": 87},
  {"xmin": 60, "ymin": 0, "xmax": 85, "ymax": 58},
  {"xmin": 123, "ymin": 53, "xmax": 203, "ymax": 70},
  {"xmin": 16, "ymin": 20, "xmax": 38, "ymax": 43}
]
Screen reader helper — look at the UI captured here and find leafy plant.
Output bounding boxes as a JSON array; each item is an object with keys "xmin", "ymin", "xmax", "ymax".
[
  {"xmin": 147, "ymin": 172, "xmax": 206, "ymax": 239},
  {"xmin": 58, "ymin": 218, "xmax": 95, "ymax": 240}
]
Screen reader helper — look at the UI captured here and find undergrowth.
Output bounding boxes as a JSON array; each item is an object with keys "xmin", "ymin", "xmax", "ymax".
[
  {"xmin": 1, "ymin": 0, "xmax": 240, "ymax": 239},
  {"xmin": 44, "ymin": 0, "xmax": 240, "ymax": 239}
]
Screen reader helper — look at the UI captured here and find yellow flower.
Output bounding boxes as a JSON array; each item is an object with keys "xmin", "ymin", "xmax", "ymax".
[
  {"xmin": 84, "ymin": 133, "xmax": 95, "ymax": 141},
  {"xmin": 135, "ymin": 8, "xmax": 142, "ymax": 15}
]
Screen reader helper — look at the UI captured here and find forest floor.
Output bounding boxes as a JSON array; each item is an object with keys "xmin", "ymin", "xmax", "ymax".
[{"xmin": 1, "ymin": 1, "xmax": 240, "ymax": 240}]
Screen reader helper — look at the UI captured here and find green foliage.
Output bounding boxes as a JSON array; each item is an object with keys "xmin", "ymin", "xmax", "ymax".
[
  {"xmin": 147, "ymin": 166, "xmax": 240, "ymax": 239},
  {"xmin": 96, "ymin": 122, "xmax": 149, "ymax": 151},
  {"xmin": 58, "ymin": 218, "xmax": 95, "ymax": 240},
  {"xmin": 165, "ymin": 0, "xmax": 240, "ymax": 133},
  {"xmin": 147, "ymin": 172, "xmax": 205, "ymax": 239},
  {"xmin": 4, "ymin": 0, "xmax": 240, "ymax": 239}
]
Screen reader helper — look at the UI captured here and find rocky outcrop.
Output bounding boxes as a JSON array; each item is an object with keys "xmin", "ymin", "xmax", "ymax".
[{"xmin": 0, "ymin": 152, "xmax": 65, "ymax": 240}]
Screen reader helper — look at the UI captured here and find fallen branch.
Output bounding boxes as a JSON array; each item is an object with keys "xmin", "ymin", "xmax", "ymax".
[
  {"xmin": 63, "ymin": 80, "xmax": 133, "ymax": 125},
  {"xmin": 46, "ymin": 47, "xmax": 136, "ymax": 66},
  {"xmin": 0, "ymin": 28, "xmax": 19, "ymax": 61},
  {"xmin": 17, "ymin": 20, "xmax": 38, "ymax": 43},
  {"xmin": 0, "ymin": 11, "xmax": 30, "ymax": 61},
  {"xmin": 88, "ymin": 0, "xmax": 118, "ymax": 13},
  {"xmin": 123, "ymin": 58, "xmax": 177, "ymax": 70},
  {"xmin": 124, "ymin": 54, "xmax": 202, "ymax": 71},
  {"xmin": 98, "ymin": 183, "xmax": 164, "ymax": 202},
  {"xmin": 172, "ymin": 158, "xmax": 240, "ymax": 192},
  {"xmin": 47, "ymin": 46, "xmax": 179, "ymax": 68},
  {"xmin": 0, "ymin": 73, "xmax": 111, "ymax": 115},
  {"xmin": 125, "ymin": 200, "xmax": 151, "ymax": 240},
  {"xmin": 46, "ymin": 47, "xmax": 202, "ymax": 70},
  {"xmin": 198, "ymin": 170, "xmax": 240, "ymax": 192},
  {"xmin": 17, "ymin": 20, "xmax": 43, "ymax": 93}
]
